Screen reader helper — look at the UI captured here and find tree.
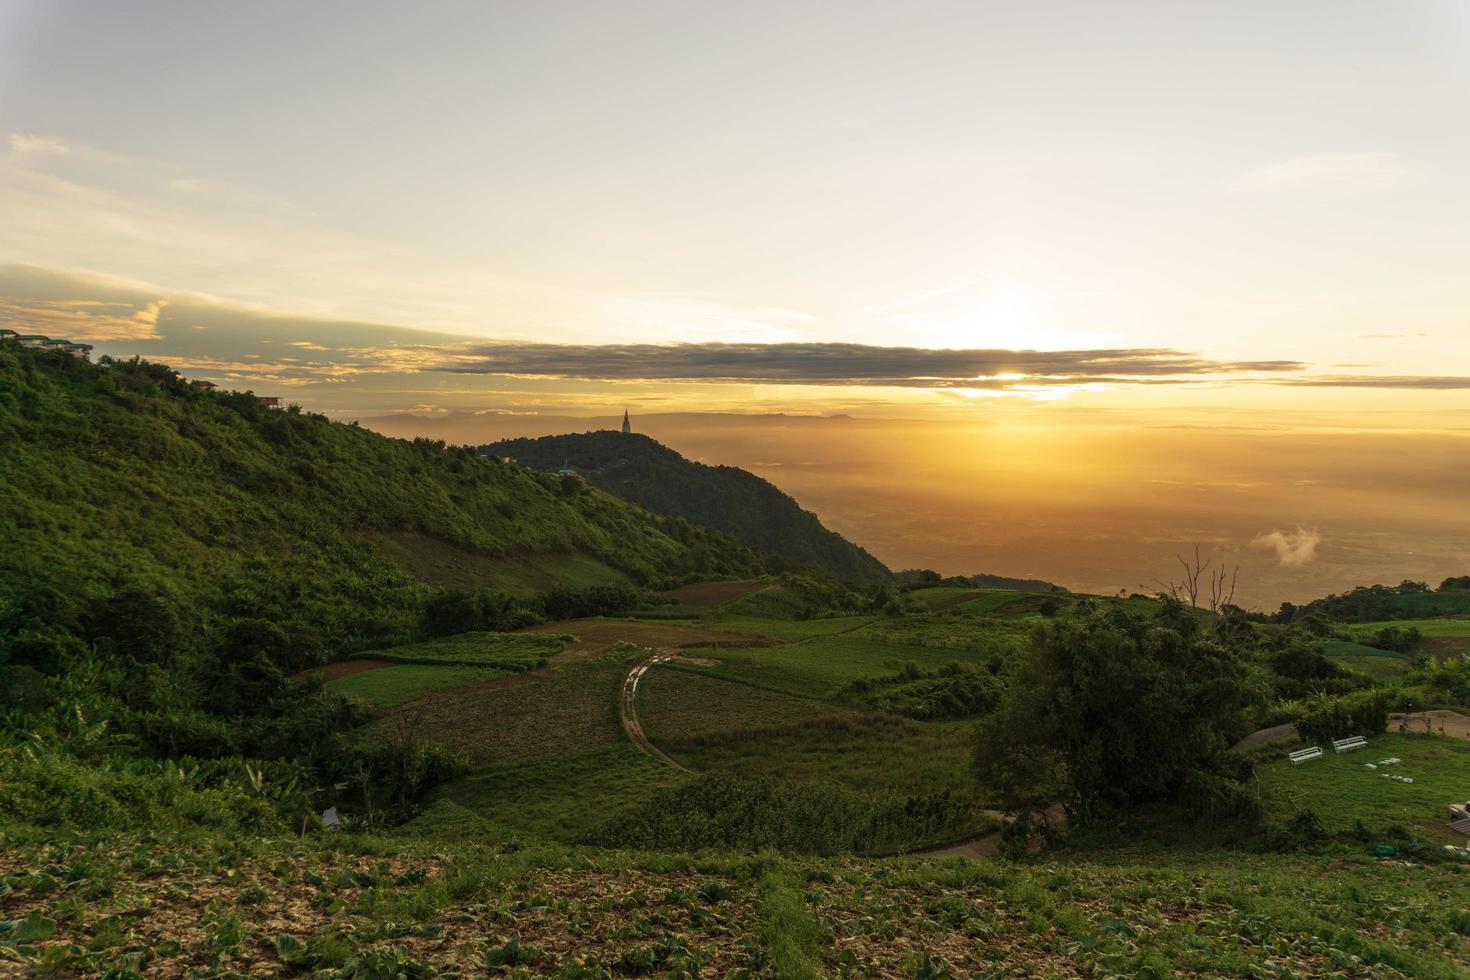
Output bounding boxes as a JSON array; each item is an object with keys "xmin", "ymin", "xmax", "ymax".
[
  {"xmin": 1158, "ymin": 544, "xmax": 1238, "ymax": 616},
  {"xmin": 975, "ymin": 601, "xmax": 1260, "ymax": 825}
]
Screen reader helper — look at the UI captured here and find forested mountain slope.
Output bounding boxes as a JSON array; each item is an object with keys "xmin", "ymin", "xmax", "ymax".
[
  {"xmin": 0, "ymin": 348, "xmax": 764, "ymax": 664},
  {"xmin": 482, "ymin": 430, "xmax": 892, "ymax": 584}
]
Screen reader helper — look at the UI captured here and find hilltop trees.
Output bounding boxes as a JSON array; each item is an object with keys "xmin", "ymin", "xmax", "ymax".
[{"xmin": 974, "ymin": 601, "xmax": 1261, "ymax": 825}]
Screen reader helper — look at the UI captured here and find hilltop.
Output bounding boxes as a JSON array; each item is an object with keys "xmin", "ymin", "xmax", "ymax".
[{"xmin": 481, "ymin": 429, "xmax": 892, "ymax": 584}]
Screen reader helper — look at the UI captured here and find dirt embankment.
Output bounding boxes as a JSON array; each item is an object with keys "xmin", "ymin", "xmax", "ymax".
[{"xmin": 658, "ymin": 579, "xmax": 769, "ymax": 608}]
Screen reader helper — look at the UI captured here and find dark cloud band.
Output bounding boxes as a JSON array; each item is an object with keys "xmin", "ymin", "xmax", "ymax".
[{"xmin": 440, "ymin": 342, "xmax": 1303, "ymax": 388}]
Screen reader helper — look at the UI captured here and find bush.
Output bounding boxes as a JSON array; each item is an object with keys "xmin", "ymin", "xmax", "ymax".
[
  {"xmin": 1294, "ymin": 690, "xmax": 1391, "ymax": 745},
  {"xmin": 584, "ymin": 773, "xmax": 982, "ymax": 856},
  {"xmin": 0, "ymin": 664, "xmax": 48, "ymax": 714},
  {"xmin": 975, "ymin": 601, "xmax": 1261, "ymax": 821}
]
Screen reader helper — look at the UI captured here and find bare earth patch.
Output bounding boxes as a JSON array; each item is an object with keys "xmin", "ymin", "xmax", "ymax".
[
  {"xmin": 292, "ymin": 659, "xmax": 395, "ymax": 683},
  {"xmin": 658, "ymin": 579, "xmax": 769, "ymax": 608}
]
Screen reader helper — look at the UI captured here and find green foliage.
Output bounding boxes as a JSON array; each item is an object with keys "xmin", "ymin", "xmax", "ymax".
[
  {"xmin": 721, "ymin": 573, "xmax": 875, "ymax": 621},
  {"xmin": 1294, "ymin": 690, "xmax": 1391, "ymax": 745},
  {"xmin": 848, "ymin": 661, "xmax": 1004, "ymax": 721},
  {"xmin": 483, "ymin": 431, "xmax": 891, "ymax": 583},
  {"xmin": 1277, "ymin": 581, "xmax": 1470, "ymax": 623},
  {"xmin": 584, "ymin": 773, "xmax": 990, "ymax": 855},
  {"xmin": 975, "ymin": 602, "xmax": 1262, "ymax": 822},
  {"xmin": 1365, "ymin": 624, "xmax": 1422, "ymax": 653},
  {"xmin": 757, "ymin": 863, "xmax": 824, "ymax": 980},
  {"xmin": 0, "ymin": 347, "xmax": 762, "ymax": 669}
]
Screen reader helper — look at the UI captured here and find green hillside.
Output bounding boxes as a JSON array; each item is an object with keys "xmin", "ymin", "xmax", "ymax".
[
  {"xmin": 7, "ymin": 345, "xmax": 1470, "ymax": 976},
  {"xmin": 0, "ymin": 348, "xmax": 766, "ymax": 663},
  {"xmin": 481, "ymin": 430, "xmax": 892, "ymax": 584}
]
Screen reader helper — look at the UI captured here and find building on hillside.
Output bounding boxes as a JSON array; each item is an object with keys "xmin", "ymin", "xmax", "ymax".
[
  {"xmin": 557, "ymin": 459, "xmax": 578, "ymax": 477},
  {"xmin": 254, "ymin": 395, "xmax": 282, "ymax": 409},
  {"xmin": 8, "ymin": 334, "xmax": 92, "ymax": 358},
  {"xmin": 621, "ymin": 409, "xmax": 631, "ymax": 434},
  {"xmin": 191, "ymin": 380, "xmax": 219, "ymax": 390}
]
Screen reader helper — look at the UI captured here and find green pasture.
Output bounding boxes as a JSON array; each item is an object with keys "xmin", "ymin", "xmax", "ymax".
[
  {"xmin": 1320, "ymin": 639, "xmax": 1414, "ymax": 679},
  {"xmin": 1257, "ymin": 733, "xmax": 1470, "ymax": 844},
  {"xmin": 361, "ymin": 631, "xmax": 567, "ymax": 669},
  {"xmin": 661, "ymin": 713, "xmax": 981, "ymax": 803},
  {"xmin": 325, "ymin": 664, "xmax": 506, "ymax": 707},
  {"xmin": 638, "ymin": 667, "xmax": 842, "ymax": 743},
  {"xmin": 713, "ymin": 613, "xmax": 875, "ymax": 642},
  {"xmin": 678, "ymin": 634, "xmax": 987, "ymax": 700},
  {"xmin": 431, "ymin": 743, "xmax": 689, "ymax": 842},
  {"xmin": 1355, "ymin": 618, "xmax": 1470, "ymax": 639}
]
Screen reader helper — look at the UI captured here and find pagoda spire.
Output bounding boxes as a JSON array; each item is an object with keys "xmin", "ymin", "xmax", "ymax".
[{"xmin": 621, "ymin": 409, "xmax": 631, "ymax": 434}]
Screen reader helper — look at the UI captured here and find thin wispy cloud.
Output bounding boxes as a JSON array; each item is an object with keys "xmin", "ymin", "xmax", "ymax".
[
  {"xmin": 1273, "ymin": 375, "xmax": 1470, "ymax": 390},
  {"xmin": 441, "ymin": 341, "xmax": 1303, "ymax": 388},
  {"xmin": 1226, "ymin": 152, "xmax": 1414, "ymax": 195}
]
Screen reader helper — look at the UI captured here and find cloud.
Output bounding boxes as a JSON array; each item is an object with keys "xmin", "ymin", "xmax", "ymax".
[
  {"xmin": 1226, "ymin": 152, "xmax": 1414, "ymax": 195},
  {"xmin": 440, "ymin": 342, "xmax": 1304, "ymax": 389},
  {"xmin": 0, "ymin": 294, "xmax": 165, "ymax": 341},
  {"xmin": 7, "ymin": 133, "xmax": 73, "ymax": 160},
  {"xmin": 1252, "ymin": 528, "xmax": 1321, "ymax": 567},
  {"xmin": 1273, "ymin": 375, "xmax": 1470, "ymax": 390}
]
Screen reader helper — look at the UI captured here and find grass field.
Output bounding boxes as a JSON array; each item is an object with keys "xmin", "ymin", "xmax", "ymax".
[
  {"xmin": 712, "ymin": 613, "xmax": 874, "ymax": 642},
  {"xmin": 854, "ymin": 614, "xmax": 1030, "ymax": 656},
  {"xmin": 1355, "ymin": 618, "xmax": 1470, "ymax": 638},
  {"xmin": 677, "ymin": 634, "xmax": 993, "ymax": 700},
  {"xmin": 325, "ymin": 664, "xmax": 507, "ymax": 707},
  {"xmin": 366, "ymin": 651, "xmax": 634, "ymax": 765},
  {"xmin": 362, "ymin": 631, "xmax": 567, "ymax": 669},
  {"xmin": 663, "ymin": 714, "xmax": 981, "ymax": 801},
  {"xmin": 431, "ymin": 743, "xmax": 690, "ymax": 841},
  {"xmin": 637, "ymin": 667, "xmax": 843, "ymax": 743},
  {"xmin": 1320, "ymin": 639, "xmax": 1414, "ymax": 680},
  {"xmin": 1257, "ymin": 733, "xmax": 1470, "ymax": 843}
]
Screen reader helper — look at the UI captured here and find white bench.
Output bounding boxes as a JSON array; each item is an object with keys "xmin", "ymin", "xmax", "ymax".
[
  {"xmin": 1332, "ymin": 735, "xmax": 1368, "ymax": 753},
  {"xmin": 1289, "ymin": 746, "xmax": 1323, "ymax": 764}
]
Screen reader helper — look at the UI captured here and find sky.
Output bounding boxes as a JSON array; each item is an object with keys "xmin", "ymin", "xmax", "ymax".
[{"xmin": 2, "ymin": 1, "xmax": 1468, "ymax": 601}]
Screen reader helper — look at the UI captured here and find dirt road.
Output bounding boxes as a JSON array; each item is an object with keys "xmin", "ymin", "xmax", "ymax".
[{"xmin": 619, "ymin": 653, "xmax": 692, "ymax": 772}]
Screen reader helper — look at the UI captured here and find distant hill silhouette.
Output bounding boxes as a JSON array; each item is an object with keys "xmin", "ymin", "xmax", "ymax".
[
  {"xmin": 895, "ymin": 569, "xmax": 1062, "ymax": 593},
  {"xmin": 482, "ymin": 430, "xmax": 892, "ymax": 584}
]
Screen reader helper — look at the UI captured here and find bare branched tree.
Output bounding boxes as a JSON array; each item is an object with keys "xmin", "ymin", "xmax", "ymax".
[{"xmin": 1159, "ymin": 543, "xmax": 1240, "ymax": 616}]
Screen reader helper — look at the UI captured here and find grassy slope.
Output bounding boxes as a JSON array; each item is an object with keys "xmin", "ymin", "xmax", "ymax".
[
  {"xmin": 0, "ymin": 349, "xmax": 759, "ymax": 649},
  {"xmin": 325, "ymin": 664, "xmax": 507, "ymax": 708}
]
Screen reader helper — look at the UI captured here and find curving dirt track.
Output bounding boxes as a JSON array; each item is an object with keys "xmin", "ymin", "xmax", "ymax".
[{"xmin": 619, "ymin": 653, "xmax": 693, "ymax": 772}]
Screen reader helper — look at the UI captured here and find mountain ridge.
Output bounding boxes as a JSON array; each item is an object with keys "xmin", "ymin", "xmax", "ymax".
[{"xmin": 480, "ymin": 429, "xmax": 892, "ymax": 584}]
